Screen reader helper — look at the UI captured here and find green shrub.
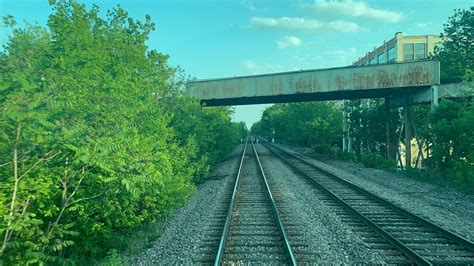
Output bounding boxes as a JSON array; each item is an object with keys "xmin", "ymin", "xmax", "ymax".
[
  {"xmin": 312, "ymin": 144, "xmax": 332, "ymax": 155},
  {"xmin": 359, "ymin": 153, "xmax": 395, "ymax": 170},
  {"xmin": 453, "ymin": 160, "xmax": 474, "ymax": 189},
  {"xmin": 338, "ymin": 151, "xmax": 356, "ymax": 162}
]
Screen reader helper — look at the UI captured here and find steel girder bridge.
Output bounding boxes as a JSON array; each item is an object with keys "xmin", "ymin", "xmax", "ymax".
[{"xmin": 187, "ymin": 60, "xmax": 473, "ymax": 168}]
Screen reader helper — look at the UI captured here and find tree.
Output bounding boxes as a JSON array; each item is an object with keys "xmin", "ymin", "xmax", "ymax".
[
  {"xmin": 434, "ymin": 7, "xmax": 474, "ymax": 83},
  {"xmin": 412, "ymin": 6, "xmax": 474, "ymax": 188},
  {"xmin": 345, "ymin": 99, "xmax": 400, "ymax": 159},
  {"xmin": 252, "ymin": 102, "xmax": 342, "ymax": 154},
  {"xmin": 1, "ymin": 1, "xmax": 242, "ymax": 263}
]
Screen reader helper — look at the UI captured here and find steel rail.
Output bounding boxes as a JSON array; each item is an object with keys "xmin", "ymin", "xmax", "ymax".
[
  {"xmin": 260, "ymin": 140, "xmax": 430, "ymax": 265},
  {"xmin": 214, "ymin": 137, "xmax": 248, "ymax": 265},
  {"xmin": 262, "ymin": 140, "xmax": 474, "ymax": 252},
  {"xmin": 250, "ymin": 138, "xmax": 297, "ymax": 265},
  {"xmin": 261, "ymin": 138, "xmax": 474, "ymax": 263}
]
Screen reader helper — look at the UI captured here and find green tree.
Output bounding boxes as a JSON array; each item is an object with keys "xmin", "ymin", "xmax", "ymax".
[
  {"xmin": 434, "ymin": 7, "xmax": 474, "ymax": 83},
  {"xmin": 346, "ymin": 99, "xmax": 400, "ymax": 159},
  {"xmin": 252, "ymin": 102, "xmax": 342, "ymax": 154},
  {"xmin": 0, "ymin": 1, "xmax": 243, "ymax": 263}
]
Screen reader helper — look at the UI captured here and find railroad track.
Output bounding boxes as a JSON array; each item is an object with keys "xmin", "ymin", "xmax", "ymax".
[
  {"xmin": 260, "ymin": 138, "xmax": 474, "ymax": 265},
  {"xmin": 200, "ymin": 137, "xmax": 296, "ymax": 265}
]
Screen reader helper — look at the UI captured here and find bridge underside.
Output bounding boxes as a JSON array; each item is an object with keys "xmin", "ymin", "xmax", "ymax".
[
  {"xmin": 187, "ymin": 60, "xmax": 441, "ymax": 106},
  {"xmin": 200, "ymin": 86, "xmax": 430, "ymax": 106}
]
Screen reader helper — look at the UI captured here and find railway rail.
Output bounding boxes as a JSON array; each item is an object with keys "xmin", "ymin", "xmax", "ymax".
[
  {"xmin": 259, "ymin": 138, "xmax": 474, "ymax": 265},
  {"xmin": 208, "ymin": 137, "xmax": 296, "ymax": 265}
]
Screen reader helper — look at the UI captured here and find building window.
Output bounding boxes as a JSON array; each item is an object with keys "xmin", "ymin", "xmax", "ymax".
[
  {"xmin": 377, "ymin": 53, "xmax": 385, "ymax": 64},
  {"xmin": 387, "ymin": 47, "xmax": 395, "ymax": 62},
  {"xmin": 403, "ymin": 43, "xmax": 414, "ymax": 61},
  {"xmin": 369, "ymin": 58, "xmax": 377, "ymax": 65},
  {"xmin": 415, "ymin": 43, "xmax": 426, "ymax": 59}
]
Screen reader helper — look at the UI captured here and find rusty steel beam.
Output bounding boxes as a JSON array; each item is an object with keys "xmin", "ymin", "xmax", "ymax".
[
  {"xmin": 389, "ymin": 82, "xmax": 474, "ymax": 108},
  {"xmin": 187, "ymin": 60, "xmax": 440, "ymax": 106}
]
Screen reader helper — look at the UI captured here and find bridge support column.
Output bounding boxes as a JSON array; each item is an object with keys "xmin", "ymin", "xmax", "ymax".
[
  {"xmin": 342, "ymin": 100, "xmax": 354, "ymax": 153},
  {"xmin": 431, "ymin": 85, "xmax": 439, "ymax": 111},
  {"xmin": 404, "ymin": 97, "xmax": 412, "ymax": 169},
  {"xmin": 342, "ymin": 101, "xmax": 348, "ymax": 152},
  {"xmin": 384, "ymin": 98, "xmax": 392, "ymax": 160}
]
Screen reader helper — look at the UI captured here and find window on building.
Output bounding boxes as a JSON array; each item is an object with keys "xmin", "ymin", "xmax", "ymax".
[
  {"xmin": 403, "ymin": 43, "xmax": 414, "ymax": 61},
  {"xmin": 377, "ymin": 53, "xmax": 385, "ymax": 64},
  {"xmin": 369, "ymin": 58, "xmax": 377, "ymax": 65},
  {"xmin": 387, "ymin": 47, "xmax": 395, "ymax": 63},
  {"xmin": 415, "ymin": 43, "xmax": 426, "ymax": 59}
]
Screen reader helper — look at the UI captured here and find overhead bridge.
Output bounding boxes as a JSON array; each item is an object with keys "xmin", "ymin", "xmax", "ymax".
[{"xmin": 187, "ymin": 60, "xmax": 440, "ymax": 106}]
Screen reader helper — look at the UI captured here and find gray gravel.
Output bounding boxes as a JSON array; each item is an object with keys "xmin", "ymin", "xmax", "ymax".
[
  {"xmin": 221, "ymin": 148, "xmax": 289, "ymax": 263},
  {"xmin": 133, "ymin": 145, "xmax": 243, "ymax": 265},
  {"xmin": 255, "ymin": 144, "xmax": 386, "ymax": 264},
  {"xmin": 276, "ymin": 143, "xmax": 474, "ymax": 242},
  {"xmin": 133, "ymin": 141, "xmax": 473, "ymax": 265}
]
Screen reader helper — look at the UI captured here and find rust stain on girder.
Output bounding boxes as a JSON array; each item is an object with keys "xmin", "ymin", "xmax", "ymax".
[
  {"xmin": 376, "ymin": 70, "xmax": 396, "ymax": 88},
  {"xmin": 401, "ymin": 65, "xmax": 431, "ymax": 86},
  {"xmin": 335, "ymin": 75, "xmax": 348, "ymax": 91},
  {"xmin": 354, "ymin": 72, "xmax": 374, "ymax": 90},
  {"xmin": 186, "ymin": 60, "xmax": 440, "ymax": 104},
  {"xmin": 272, "ymin": 78, "xmax": 284, "ymax": 95},
  {"xmin": 312, "ymin": 78, "xmax": 321, "ymax": 92},
  {"xmin": 295, "ymin": 75, "xmax": 311, "ymax": 93}
]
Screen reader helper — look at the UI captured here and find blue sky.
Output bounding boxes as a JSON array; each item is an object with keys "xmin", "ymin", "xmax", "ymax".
[{"xmin": 1, "ymin": 0, "xmax": 472, "ymax": 127}]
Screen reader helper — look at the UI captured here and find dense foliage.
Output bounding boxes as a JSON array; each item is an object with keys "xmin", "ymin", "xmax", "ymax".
[
  {"xmin": 345, "ymin": 99, "xmax": 400, "ymax": 160},
  {"xmin": 251, "ymin": 102, "xmax": 342, "ymax": 154},
  {"xmin": 433, "ymin": 7, "xmax": 473, "ymax": 83},
  {"xmin": 0, "ymin": 1, "xmax": 244, "ymax": 263},
  {"xmin": 421, "ymin": 99, "xmax": 474, "ymax": 187}
]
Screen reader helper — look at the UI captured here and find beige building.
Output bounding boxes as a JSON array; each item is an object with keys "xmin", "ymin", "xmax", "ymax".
[{"xmin": 353, "ymin": 32, "xmax": 442, "ymax": 66}]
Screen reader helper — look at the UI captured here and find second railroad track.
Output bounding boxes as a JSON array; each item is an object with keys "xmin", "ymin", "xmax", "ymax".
[{"xmin": 260, "ymin": 138, "xmax": 474, "ymax": 265}]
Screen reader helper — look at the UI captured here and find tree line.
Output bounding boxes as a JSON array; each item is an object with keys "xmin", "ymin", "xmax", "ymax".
[
  {"xmin": 251, "ymin": 101, "xmax": 342, "ymax": 155},
  {"xmin": 0, "ymin": 1, "xmax": 245, "ymax": 264},
  {"xmin": 252, "ymin": 7, "xmax": 473, "ymax": 189}
]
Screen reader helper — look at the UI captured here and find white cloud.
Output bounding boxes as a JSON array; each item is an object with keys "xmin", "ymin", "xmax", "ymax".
[
  {"xmin": 321, "ymin": 47, "xmax": 359, "ymax": 66},
  {"xmin": 416, "ymin": 22, "xmax": 431, "ymax": 28},
  {"xmin": 277, "ymin": 36, "xmax": 302, "ymax": 49},
  {"xmin": 327, "ymin": 20, "xmax": 361, "ymax": 32},
  {"xmin": 242, "ymin": 60, "xmax": 286, "ymax": 75},
  {"xmin": 241, "ymin": 0, "xmax": 256, "ymax": 11},
  {"xmin": 250, "ymin": 16, "xmax": 360, "ymax": 32},
  {"xmin": 304, "ymin": 0, "xmax": 403, "ymax": 23},
  {"xmin": 243, "ymin": 60, "xmax": 257, "ymax": 70}
]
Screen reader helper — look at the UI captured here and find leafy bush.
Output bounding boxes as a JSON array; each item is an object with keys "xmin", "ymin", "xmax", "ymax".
[
  {"xmin": 338, "ymin": 151, "xmax": 357, "ymax": 162},
  {"xmin": 359, "ymin": 153, "xmax": 395, "ymax": 170},
  {"xmin": 0, "ymin": 1, "xmax": 243, "ymax": 263},
  {"xmin": 312, "ymin": 144, "xmax": 333, "ymax": 155},
  {"xmin": 453, "ymin": 160, "xmax": 474, "ymax": 188}
]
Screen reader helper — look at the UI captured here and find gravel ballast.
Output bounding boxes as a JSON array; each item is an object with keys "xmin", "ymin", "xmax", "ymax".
[
  {"xmin": 134, "ymin": 141, "xmax": 473, "ymax": 264},
  {"xmin": 133, "ymin": 145, "xmax": 243, "ymax": 265},
  {"xmin": 276, "ymin": 143, "xmax": 474, "ymax": 242},
  {"xmin": 255, "ymin": 144, "xmax": 386, "ymax": 264}
]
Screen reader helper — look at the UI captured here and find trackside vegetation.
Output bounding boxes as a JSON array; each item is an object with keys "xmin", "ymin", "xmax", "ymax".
[
  {"xmin": 252, "ymin": 7, "xmax": 474, "ymax": 190},
  {"xmin": 0, "ymin": 1, "xmax": 245, "ymax": 264},
  {"xmin": 251, "ymin": 102, "xmax": 342, "ymax": 154}
]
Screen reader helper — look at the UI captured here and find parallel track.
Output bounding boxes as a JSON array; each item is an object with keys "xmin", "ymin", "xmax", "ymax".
[
  {"xmin": 261, "ymin": 139, "xmax": 474, "ymax": 265},
  {"xmin": 212, "ymin": 137, "xmax": 296, "ymax": 265}
]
